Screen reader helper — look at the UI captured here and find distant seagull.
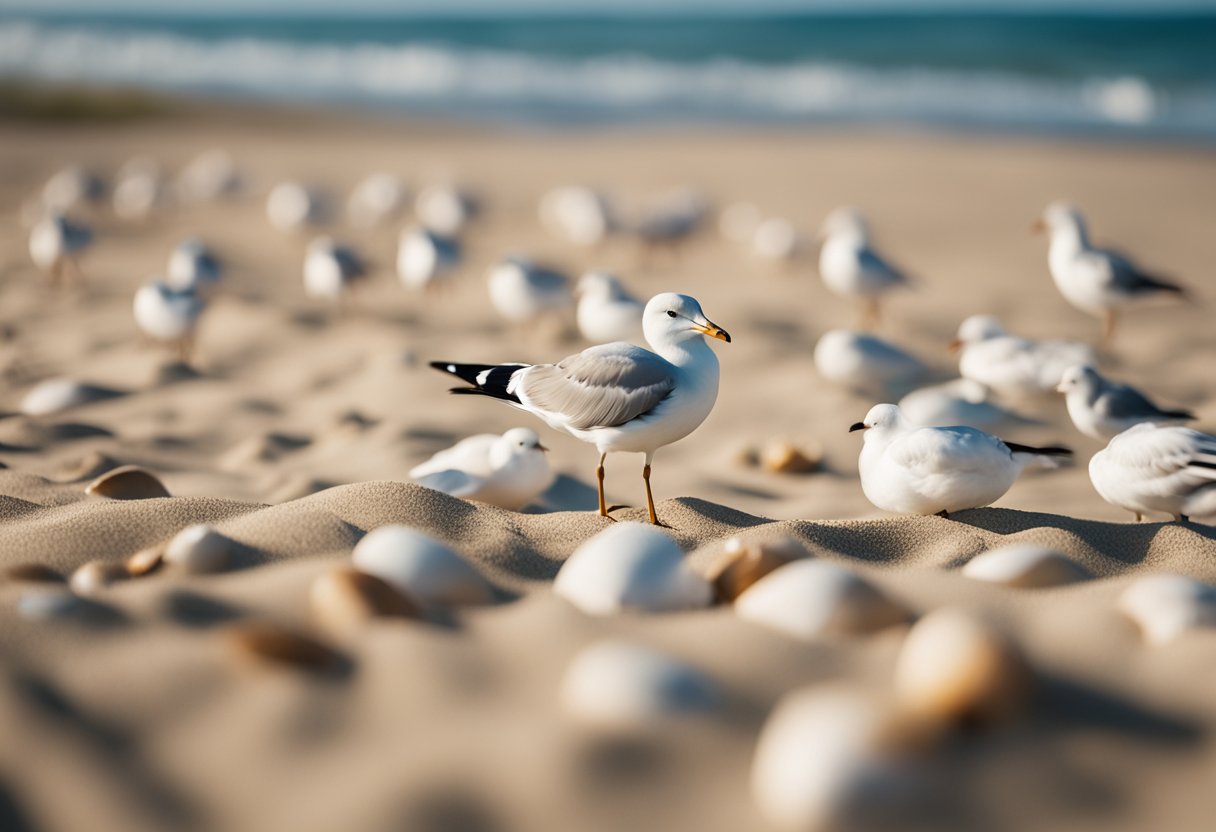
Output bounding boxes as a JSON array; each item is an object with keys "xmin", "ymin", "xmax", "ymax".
[
  {"xmin": 347, "ymin": 172, "xmax": 408, "ymax": 228},
  {"xmin": 952, "ymin": 314, "xmax": 1095, "ymax": 398},
  {"xmin": 431, "ymin": 293, "xmax": 731, "ymax": 525},
  {"xmin": 29, "ymin": 210, "xmax": 92, "ymax": 286},
  {"xmin": 176, "ymin": 149, "xmax": 243, "ymax": 203},
  {"xmin": 416, "ymin": 184, "xmax": 477, "ymax": 236},
  {"xmin": 851, "ymin": 403, "xmax": 1072, "ymax": 517},
  {"xmin": 487, "ymin": 256, "xmax": 574, "ymax": 326},
  {"xmin": 813, "ymin": 329, "xmax": 927, "ymax": 398},
  {"xmin": 540, "ymin": 186, "xmax": 615, "ymax": 246},
  {"xmin": 1057, "ymin": 364, "xmax": 1194, "ymax": 440},
  {"xmin": 410, "ymin": 427, "xmax": 555, "ymax": 510},
  {"xmin": 41, "ymin": 166, "xmax": 105, "ymax": 212},
  {"xmin": 1034, "ymin": 201, "xmax": 1185, "ymax": 345},
  {"xmin": 303, "ymin": 237, "xmax": 367, "ymax": 301},
  {"xmin": 166, "ymin": 238, "xmax": 223, "ymax": 293},
  {"xmin": 112, "ymin": 158, "xmax": 165, "ymax": 223},
  {"xmin": 899, "ymin": 378, "xmax": 1041, "ymax": 431},
  {"xmin": 397, "ymin": 226, "xmax": 460, "ymax": 292},
  {"xmin": 266, "ymin": 181, "xmax": 327, "ymax": 233},
  {"xmin": 752, "ymin": 217, "xmax": 801, "ymax": 262},
  {"xmin": 134, "ymin": 278, "xmax": 206, "ymax": 361},
  {"xmin": 818, "ymin": 207, "xmax": 911, "ymax": 328},
  {"xmin": 576, "ymin": 271, "xmax": 644, "ymax": 344},
  {"xmin": 635, "ymin": 188, "xmax": 707, "ymax": 249},
  {"xmin": 1090, "ymin": 423, "xmax": 1216, "ymax": 522}
]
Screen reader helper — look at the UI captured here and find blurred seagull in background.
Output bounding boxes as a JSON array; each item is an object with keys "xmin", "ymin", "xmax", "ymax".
[
  {"xmin": 41, "ymin": 166, "xmax": 105, "ymax": 213},
  {"xmin": 813, "ymin": 329, "xmax": 928, "ymax": 398},
  {"xmin": 899, "ymin": 378, "xmax": 1042, "ymax": 431},
  {"xmin": 347, "ymin": 172, "xmax": 408, "ymax": 228},
  {"xmin": 576, "ymin": 271, "xmax": 644, "ymax": 344},
  {"xmin": 1090, "ymin": 423, "xmax": 1216, "ymax": 522},
  {"xmin": 540, "ymin": 186, "xmax": 615, "ymax": 247},
  {"xmin": 134, "ymin": 278, "xmax": 206, "ymax": 361},
  {"xmin": 266, "ymin": 181, "xmax": 328, "ymax": 233},
  {"xmin": 1057, "ymin": 364, "xmax": 1194, "ymax": 440},
  {"xmin": 167, "ymin": 238, "xmax": 223, "ymax": 294},
  {"xmin": 303, "ymin": 237, "xmax": 367, "ymax": 302},
  {"xmin": 397, "ymin": 226, "xmax": 460, "ymax": 292},
  {"xmin": 29, "ymin": 210, "xmax": 92, "ymax": 286},
  {"xmin": 112, "ymin": 158, "xmax": 165, "ymax": 223},
  {"xmin": 176, "ymin": 149, "xmax": 243, "ymax": 203},
  {"xmin": 952, "ymin": 314, "xmax": 1095, "ymax": 399},
  {"xmin": 818, "ymin": 207, "xmax": 912, "ymax": 328},
  {"xmin": 487, "ymin": 256, "xmax": 573, "ymax": 326},
  {"xmin": 417, "ymin": 184, "xmax": 478, "ymax": 236},
  {"xmin": 410, "ymin": 427, "xmax": 555, "ymax": 511}
]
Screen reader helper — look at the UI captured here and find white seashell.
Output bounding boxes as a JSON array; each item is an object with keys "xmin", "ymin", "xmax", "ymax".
[
  {"xmin": 736, "ymin": 560, "xmax": 906, "ymax": 640},
  {"xmin": 893, "ymin": 608, "xmax": 1031, "ymax": 727},
  {"xmin": 751, "ymin": 686, "xmax": 926, "ymax": 832},
  {"xmin": 352, "ymin": 525, "xmax": 494, "ymax": 606},
  {"xmin": 164, "ymin": 524, "xmax": 234, "ymax": 574},
  {"xmin": 560, "ymin": 639, "xmax": 720, "ymax": 727},
  {"xmin": 20, "ymin": 378, "xmax": 93, "ymax": 416},
  {"xmin": 962, "ymin": 544, "xmax": 1090, "ymax": 588},
  {"xmin": 1118, "ymin": 574, "xmax": 1216, "ymax": 646},
  {"xmin": 554, "ymin": 522, "xmax": 711, "ymax": 615}
]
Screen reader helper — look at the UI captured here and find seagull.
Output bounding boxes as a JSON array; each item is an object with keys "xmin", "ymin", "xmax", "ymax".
[
  {"xmin": 540, "ymin": 186, "xmax": 614, "ymax": 246},
  {"xmin": 409, "ymin": 427, "xmax": 555, "ymax": 511},
  {"xmin": 29, "ymin": 210, "xmax": 92, "ymax": 286},
  {"xmin": 851, "ymin": 403, "xmax": 1072, "ymax": 517},
  {"xmin": 576, "ymin": 272, "xmax": 644, "ymax": 344},
  {"xmin": 899, "ymin": 378, "xmax": 1042, "ymax": 431},
  {"xmin": 416, "ymin": 184, "xmax": 477, "ymax": 236},
  {"xmin": 112, "ymin": 158, "xmax": 164, "ymax": 223},
  {"xmin": 167, "ymin": 238, "xmax": 223, "ymax": 293},
  {"xmin": 431, "ymin": 292, "xmax": 731, "ymax": 525},
  {"xmin": 635, "ymin": 188, "xmax": 707, "ymax": 250},
  {"xmin": 303, "ymin": 237, "xmax": 367, "ymax": 301},
  {"xmin": 1057, "ymin": 364, "xmax": 1195, "ymax": 440},
  {"xmin": 487, "ymin": 256, "xmax": 574, "ymax": 326},
  {"xmin": 1034, "ymin": 201, "xmax": 1186, "ymax": 345},
  {"xmin": 818, "ymin": 207, "xmax": 911, "ymax": 328},
  {"xmin": 397, "ymin": 226, "xmax": 460, "ymax": 292},
  {"xmin": 952, "ymin": 314, "xmax": 1095, "ymax": 399},
  {"xmin": 41, "ymin": 166, "xmax": 105, "ymax": 212},
  {"xmin": 134, "ymin": 278, "xmax": 206, "ymax": 361},
  {"xmin": 347, "ymin": 172, "xmax": 407, "ymax": 228},
  {"xmin": 813, "ymin": 329, "xmax": 927, "ymax": 398},
  {"xmin": 752, "ymin": 217, "xmax": 801, "ymax": 262},
  {"xmin": 266, "ymin": 181, "xmax": 327, "ymax": 233},
  {"xmin": 176, "ymin": 149, "xmax": 243, "ymax": 203},
  {"xmin": 1090, "ymin": 423, "xmax": 1216, "ymax": 522}
]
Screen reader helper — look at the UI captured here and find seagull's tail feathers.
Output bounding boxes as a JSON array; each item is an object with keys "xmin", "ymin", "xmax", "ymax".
[
  {"xmin": 1131, "ymin": 270, "xmax": 1188, "ymax": 299},
  {"xmin": 1160, "ymin": 408, "xmax": 1197, "ymax": 422},
  {"xmin": 430, "ymin": 361, "xmax": 526, "ymax": 405},
  {"xmin": 1005, "ymin": 441, "xmax": 1075, "ymax": 472}
]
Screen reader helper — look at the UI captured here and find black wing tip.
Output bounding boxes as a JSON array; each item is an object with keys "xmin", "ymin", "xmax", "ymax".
[
  {"xmin": 1164, "ymin": 409, "xmax": 1197, "ymax": 421},
  {"xmin": 1005, "ymin": 441, "xmax": 1073, "ymax": 457}
]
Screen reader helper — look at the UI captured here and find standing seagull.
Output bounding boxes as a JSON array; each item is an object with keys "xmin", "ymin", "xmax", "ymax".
[
  {"xmin": 1090, "ymin": 423, "xmax": 1216, "ymax": 522},
  {"xmin": 397, "ymin": 226, "xmax": 460, "ymax": 292},
  {"xmin": 575, "ymin": 272, "xmax": 644, "ymax": 344},
  {"xmin": 29, "ymin": 210, "xmax": 92, "ymax": 286},
  {"xmin": 303, "ymin": 237, "xmax": 367, "ymax": 302},
  {"xmin": 431, "ymin": 293, "xmax": 730, "ymax": 525},
  {"xmin": 1034, "ymin": 201, "xmax": 1185, "ymax": 345},
  {"xmin": 487, "ymin": 257, "xmax": 573, "ymax": 326},
  {"xmin": 850, "ymin": 403, "xmax": 1072, "ymax": 517},
  {"xmin": 167, "ymin": 238, "xmax": 223, "ymax": 293},
  {"xmin": 134, "ymin": 279, "xmax": 206, "ymax": 361},
  {"xmin": 818, "ymin": 207, "xmax": 911, "ymax": 328},
  {"xmin": 1057, "ymin": 364, "xmax": 1194, "ymax": 440}
]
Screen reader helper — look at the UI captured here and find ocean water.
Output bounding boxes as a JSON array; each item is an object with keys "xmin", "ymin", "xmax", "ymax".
[{"xmin": 2, "ymin": 11, "xmax": 1215, "ymax": 139}]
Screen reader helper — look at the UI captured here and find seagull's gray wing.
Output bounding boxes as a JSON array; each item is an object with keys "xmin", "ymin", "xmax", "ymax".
[
  {"xmin": 857, "ymin": 246, "xmax": 909, "ymax": 286},
  {"xmin": 1092, "ymin": 246, "xmax": 1184, "ymax": 296},
  {"xmin": 415, "ymin": 469, "xmax": 481, "ymax": 498},
  {"xmin": 333, "ymin": 246, "xmax": 367, "ymax": 277},
  {"xmin": 518, "ymin": 343, "xmax": 676, "ymax": 430},
  {"xmin": 1095, "ymin": 382, "xmax": 1176, "ymax": 422}
]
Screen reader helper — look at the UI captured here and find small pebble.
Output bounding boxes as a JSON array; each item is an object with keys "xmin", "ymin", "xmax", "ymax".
[
  {"xmin": 226, "ymin": 623, "xmax": 346, "ymax": 674},
  {"xmin": 760, "ymin": 439, "xmax": 823, "ymax": 474},
  {"xmin": 352, "ymin": 525, "xmax": 494, "ymax": 606},
  {"xmin": 85, "ymin": 465, "xmax": 171, "ymax": 500},
  {"xmin": 69, "ymin": 561, "xmax": 127, "ymax": 595},
  {"xmin": 1118, "ymin": 573, "xmax": 1216, "ymax": 646},
  {"xmin": 310, "ymin": 566, "xmax": 423, "ymax": 637},
  {"xmin": 164, "ymin": 525, "xmax": 233, "ymax": 574},
  {"xmin": 706, "ymin": 534, "xmax": 808, "ymax": 602},
  {"xmin": 962, "ymin": 544, "xmax": 1090, "ymax": 588}
]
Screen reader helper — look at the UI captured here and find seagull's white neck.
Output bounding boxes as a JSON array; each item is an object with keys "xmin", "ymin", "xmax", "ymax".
[
  {"xmin": 651, "ymin": 334, "xmax": 720, "ymax": 375},
  {"xmin": 1049, "ymin": 218, "xmax": 1089, "ymax": 255}
]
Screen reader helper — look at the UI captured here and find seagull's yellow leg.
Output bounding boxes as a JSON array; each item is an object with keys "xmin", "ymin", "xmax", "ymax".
[
  {"xmin": 643, "ymin": 462, "xmax": 658, "ymax": 525},
  {"xmin": 860, "ymin": 297, "xmax": 880, "ymax": 330},
  {"xmin": 596, "ymin": 453, "xmax": 608, "ymax": 517},
  {"xmin": 1102, "ymin": 309, "xmax": 1117, "ymax": 346}
]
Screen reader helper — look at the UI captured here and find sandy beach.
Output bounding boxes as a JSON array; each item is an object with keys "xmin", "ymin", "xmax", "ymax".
[{"xmin": 2, "ymin": 102, "xmax": 1216, "ymax": 831}]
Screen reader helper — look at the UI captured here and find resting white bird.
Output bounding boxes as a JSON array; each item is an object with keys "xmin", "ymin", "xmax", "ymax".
[
  {"xmin": 29, "ymin": 210, "xmax": 92, "ymax": 286},
  {"xmin": 576, "ymin": 272, "xmax": 644, "ymax": 344},
  {"xmin": 1034, "ymin": 201, "xmax": 1185, "ymax": 345},
  {"xmin": 487, "ymin": 257, "xmax": 573, "ymax": 325},
  {"xmin": 818, "ymin": 207, "xmax": 911, "ymax": 328},
  {"xmin": 303, "ymin": 237, "xmax": 367, "ymax": 301},
  {"xmin": 347, "ymin": 172, "xmax": 407, "ymax": 228},
  {"xmin": 416, "ymin": 184, "xmax": 477, "ymax": 236},
  {"xmin": 540, "ymin": 186, "xmax": 614, "ymax": 246},
  {"xmin": 899, "ymin": 378, "xmax": 1041, "ymax": 431},
  {"xmin": 951, "ymin": 314, "xmax": 1095, "ymax": 399},
  {"xmin": 266, "ymin": 181, "xmax": 327, "ymax": 233},
  {"xmin": 851, "ymin": 403, "xmax": 1072, "ymax": 517},
  {"xmin": 397, "ymin": 226, "xmax": 460, "ymax": 292},
  {"xmin": 813, "ymin": 329, "xmax": 927, "ymax": 398},
  {"xmin": 1057, "ymin": 364, "xmax": 1194, "ymax": 440},
  {"xmin": 1090, "ymin": 423, "xmax": 1216, "ymax": 522},
  {"xmin": 431, "ymin": 293, "xmax": 731, "ymax": 525},
  {"xmin": 410, "ymin": 428, "xmax": 555, "ymax": 510},
  {"xmin": 166, "ymin": 238, "xmax": 223, "ymax": 293},
  {"xmin": 134, "ymin": 279, "xmax": 206, "ymax": 361}
]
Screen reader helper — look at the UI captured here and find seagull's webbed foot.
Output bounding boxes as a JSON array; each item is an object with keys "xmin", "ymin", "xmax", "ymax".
[{"xmin": 935, "ymin": 509, "xmax": 950, "ymax": 519}]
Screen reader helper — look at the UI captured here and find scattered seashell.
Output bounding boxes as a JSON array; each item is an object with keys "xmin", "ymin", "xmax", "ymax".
[
  {"xmin": 85, "ymin": 465, "xmax": 171, "ymax": 500},
  {"xmin": 736, "ymin": 560, "xmax": 907, "ymax": 640},
  {"xmin": 554, "ymin": 522, "xmax": 711, "ymax": 615},
  {"xmin": 164, "ymin": 525, "xmax": 233, "ymax": 574},
  {"xmin": 893, "ymin": 608, "xmax": 1031, "ymax": 728},
  {"xmin": 760, "ymin": 439, "xmax": 824, "ymax": 474},
  {"xmin": 17, "ymin": 588, "xmax": 82, "ymax": 621},
  {"xmin": 560, "ymin": 640, "xmax": 720, "ymax": 727},
  {"xmin": 126, "ymin": 547, "xmax": 164, "ymax": 577},
  {"xmin": 751, "ymin": 685, "xmax": 929, "ymax": 832},
  {"xmin": 226, "ymin": 623, "xmax": 346, "ymax": 674},
  {"xmin": 69, "ymin": 561, "xmax": 127, "ymax": 595},
  {"xmin": 962, "ymin": 544, "xmax": 1091, "ymax": 588},
  {"xmin": 4, "ymin": 563, "xmax": 65, "ymax": 584},
  {"xmin": 310, "ymin": 566, "xmax": 422, "ymax": 637},
  {"xmin": 20, "ymin": 378, "xmax": 117, "ymax": 416},
  {"xmin": 706, "ymin": 535, "xmax": 808, "ymax": 603},
  {"xmin": 1118, "ymin": 574, "xmax": 1216, "ymax": 646},
  {"xmin": 352, "ymin": 525, "xmax": 494, "ymax": 606}
]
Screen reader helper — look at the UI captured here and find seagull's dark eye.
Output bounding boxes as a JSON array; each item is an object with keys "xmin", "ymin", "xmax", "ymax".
[{"xmin": 666, "ymin": 310, "xmax": 677, "ymax": 318}]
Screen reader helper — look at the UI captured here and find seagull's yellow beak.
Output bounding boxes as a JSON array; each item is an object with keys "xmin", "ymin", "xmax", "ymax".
[
  {"xmin": 692, "ymin": 320, "xmax": 731, "ymax": 343},
  {"xmin": 1030, "ymin": 218, "xmax": 1047, "ymax": 234},
  {"xmin": 947, "ymin": 338, "xmax": 963, "ymax": 353}
]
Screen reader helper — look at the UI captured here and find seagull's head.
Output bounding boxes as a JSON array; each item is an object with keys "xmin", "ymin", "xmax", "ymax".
[
  {"xmin": 576, "ymin": 270, "xmax": 620, "ymax": 300},
  {"xmin": 644, "ymin": 292, "xmax": 731, "ymax": 347},
  {"xmin": 1033, "ymin": 201, "xmax": 1085, "ymax": 236},
  {"xmin": 850, "ymin": 403, "xmax": 905, "ymax": 435},
  {"xmin": 950, "ymin": 314, "xmax": 1006, "ymax": 352},
  {"xmin": 492, "ymin": 427, "xmax": 549, "ymax": 467},
  {"xmin": 306, "ymin": 235, "xmax": 335, "ymax": 255},
  {"xmin": 819, "ymin": 206, "xmax": 868, "ymax": 242},
  {"xmin": 1056, "ymin": 364, "xmax": 1101, "ymax": 395}
]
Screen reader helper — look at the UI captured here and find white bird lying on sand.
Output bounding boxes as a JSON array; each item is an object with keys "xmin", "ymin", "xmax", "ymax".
[
  {"xmin": 397, "ymin": 226, "xmax": 460, "ymax": 292},
  {"xmin": 1057, "ymin": 364, "xmax": 1194, "ymax": 440},
  {"xmin": 1034, "ymin": 201, "xmax": 1185, "ymax": 345},
  {"xmin": 576, "ymin": 272, "xmax": 644, "ymax": 344},
  {"xmin": 487, "ymin": 257, "xmax": 573, "ymax": 325},
  {"xmin": 818, "ymin": 207, "xmax": 911, "ymax": 328},
  {"xmin": 410, "ymin": 427, "xmax": 555, "ymax": 510},
  {"xmin": 266, "ymin": 181, "xmax": 327, "ymax": 233},
  {"xmin": 952, "ymin": 314, "xmax": 1095, "ymax": 399},
  {"xmin": 303, "ymin": 237, "xmax": 367, "ymax": 301},
  {"xmin": 851, "ymin": 403, "xmax": 1072, "ymax": 517},
  {"xmin": 167, "ymin": 238, "xmax": 222, "ymax": 293},
  {"xmin": 899, "ymin": 378, "xmax": 1041, "ymax": 431},
  {"xmin": 416, "ymin": 184, "xmax": 477, "ymax": 236},
  {"xmin": 1090, "ymin": 423, "xmax": 1216, "ymax": 522},
  {"xmin": 431, "ymin": 292, "xmax": 731, "ymax": 525},
  {"xmin": 540, "ymin": 186, "xmax": 614, "ymax": 247},
  {"xmin": 813, "ymin": 329, "xmax": 927, "ymax": 398},
  {"xmin": 134, "ymin": 278, "xmax": 206, "ymax": 361},
  {"xmin": 29, "ymin": 210, "xmax": 92, "ymax": 285},
  {"xmin": 347, "ymin": 172, "xmax": 407, "ymax": 228}
]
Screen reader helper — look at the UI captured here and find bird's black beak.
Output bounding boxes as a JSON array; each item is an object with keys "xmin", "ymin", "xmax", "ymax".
[{"xmin": 849, "ymin": 422, "xmax": 867, "ymax": 433}]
